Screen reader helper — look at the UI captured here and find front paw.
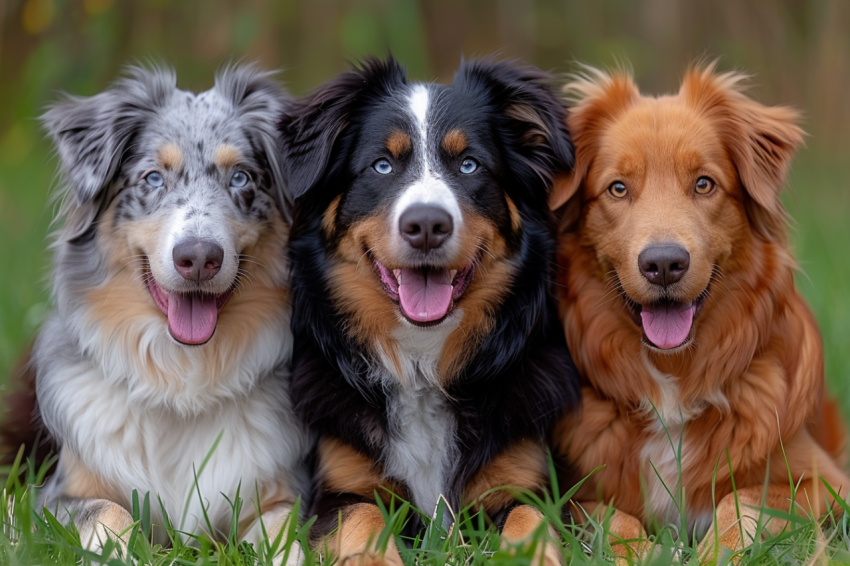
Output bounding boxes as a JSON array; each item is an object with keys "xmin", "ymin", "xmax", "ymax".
[
  {"xmin": 271, "ymin": 540, "xmax": 306, "ymax": 566},
  {"xmin": 75, "ymin": 500, "xmax": 135, "ymax": 555},
  {"xmin": 339, "ymin": 550, "xmax": 404, "ymax": 566}
]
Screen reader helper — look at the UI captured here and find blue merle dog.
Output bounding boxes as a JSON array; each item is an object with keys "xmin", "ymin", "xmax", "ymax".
[{"xmin": 9, "ymin": 65, "xmax": 310, "ymax": 563}]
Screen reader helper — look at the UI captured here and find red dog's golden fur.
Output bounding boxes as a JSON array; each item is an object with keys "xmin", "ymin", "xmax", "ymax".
[{"xmin": 551, "ymin": 63, "xmax": 848, "ymax": 557}]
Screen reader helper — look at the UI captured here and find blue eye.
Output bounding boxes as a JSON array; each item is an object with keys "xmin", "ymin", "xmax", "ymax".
[
  {"xmin": 230, "ymin": 171, "xmax": 250, "ymax": 188},
  {"xmin": 460, "ymin": 158, "xmax": 478, "ymax": 174},
  {"xmin": 144, "ymin": 171, "xmax": 164, "ymax": 187},
  {"xmin": 373, "ymin": 159, "xmax": 393, "ymax": 175}
]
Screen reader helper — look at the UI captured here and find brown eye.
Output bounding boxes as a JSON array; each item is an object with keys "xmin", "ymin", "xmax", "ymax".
[
  {"xmin": 609, "ymin": 181, "xmax": 628, "ymax": 198},
  {"xmin": 695, "ymin": 176, "xmax": 715, "ymax": 194}
]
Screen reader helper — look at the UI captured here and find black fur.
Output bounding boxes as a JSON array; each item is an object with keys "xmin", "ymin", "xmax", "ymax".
[{"xmin": 282, "ymin": 56, "xmax": 580, "ymax": 539}]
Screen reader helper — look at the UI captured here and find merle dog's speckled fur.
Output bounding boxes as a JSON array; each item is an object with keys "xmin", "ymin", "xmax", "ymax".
[{"xmin": 3, "ymin": 65, "xmax": 311, "ymax": 559}]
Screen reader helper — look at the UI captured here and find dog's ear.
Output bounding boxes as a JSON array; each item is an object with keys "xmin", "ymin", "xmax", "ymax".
[
  {"xmin": 215, "ymin": 64, "xmax": 292, "ymax": 216},
  {"xmin": 280, "ymin": 56, "xmax": 408, "ymax": 201},
  {"xmin": 42, "ymin": 66, "xmax": 175, "ymax": 208},
  {"xmin": 680, "ymin": 63, "xmax": 804, "ymax": 241},
  {"xmin": 454, "ymin": 59, "xmax": 574, "ymax": 200},
  {"xmin": 550, "ymin": 67, "xmax": 639, "ymax": 211}
]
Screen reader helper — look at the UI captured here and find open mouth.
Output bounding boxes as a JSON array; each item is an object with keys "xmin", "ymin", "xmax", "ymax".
[
  {"xmin": 373, "ymin": 259, "xmax": 475, "ymax": 327},
  {"xmin": 147, "ymin": 275, "xmax": 234, "ymax": 346},
  {"xmin": 624, "ymin": 287, "xmax": 709, "ymax": 351}
]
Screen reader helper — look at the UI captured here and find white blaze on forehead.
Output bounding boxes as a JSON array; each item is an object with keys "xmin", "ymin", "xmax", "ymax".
[
  {"xmin": 409, "ymin": 85, "xmax": 430, "ymax": 134},
  {"xmin": 392, "ymin": 85, "xmax": 462, "ymax": 235}
]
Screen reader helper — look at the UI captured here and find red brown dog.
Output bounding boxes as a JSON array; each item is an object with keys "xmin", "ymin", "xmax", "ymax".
[{"xmin": 551, "ymin": 63, "xmax": 848, "ymax": 558}]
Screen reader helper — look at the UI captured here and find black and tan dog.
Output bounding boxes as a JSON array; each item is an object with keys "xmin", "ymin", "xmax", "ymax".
[{"xmin": 279, "ymin": 56, "xmax": 579, "ymax": 565}]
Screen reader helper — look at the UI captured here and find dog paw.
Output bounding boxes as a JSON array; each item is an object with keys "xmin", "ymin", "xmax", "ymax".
[
  {"xmin": 339, "ymin": 551, "xmax": 404, "ymax": 566},
  {"xmin": 271, "ymin": 540, "xmax": 306, "ymax": 566}
]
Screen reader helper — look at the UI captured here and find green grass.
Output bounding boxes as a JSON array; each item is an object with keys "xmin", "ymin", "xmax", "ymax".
[{"xmin": 1, "ymin": 450, "xmax": 850, "ymax": 565}]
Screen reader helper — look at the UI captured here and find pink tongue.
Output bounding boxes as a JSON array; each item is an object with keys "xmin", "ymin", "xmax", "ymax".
[
  {"xmin": 167, "ymin": 293, "xmax": 219, "ymax": 345},
  {"xmin": 398, "ymin": 268, "xmax": 453, "ymax": 323},
  {"xmin": 640, "ymin": 302, "xmax": 695, "ymax": 349}
]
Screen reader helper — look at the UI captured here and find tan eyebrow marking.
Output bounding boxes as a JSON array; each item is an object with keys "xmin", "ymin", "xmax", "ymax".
[
  {"xmin": 442, "ymin": 128, "xmax": 467, "ymax": 156},
  {"xmin": 385, "ymin": 130, "xmax": 412, "ymax": 159},
  {"xmin": 156, "ymin": 143, "xmax": 183, "ymax": 170},
  {"xmin": 215, "ymin": 144, "xmax": 242, "ymax": 169}
]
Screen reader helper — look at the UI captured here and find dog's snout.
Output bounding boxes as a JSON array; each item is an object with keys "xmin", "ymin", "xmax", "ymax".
[
  {"xmin": 638, "ymin": 243, "xmax": 690, "ymax": 286},
  {"xmin": 172, "ymin": 238, "xmax": 224, "ymax": 282},
  {"xmin": 399, "ymin": 205, "xmax": 453, "ymax": 253}
]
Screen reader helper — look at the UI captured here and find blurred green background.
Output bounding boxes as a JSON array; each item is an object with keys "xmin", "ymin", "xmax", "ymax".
[{"xmin": 0, "ymin": 0, "xmax": 848, "ymax": 414}]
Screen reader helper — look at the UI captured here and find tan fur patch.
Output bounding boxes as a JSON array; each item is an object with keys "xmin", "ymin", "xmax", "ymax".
[
  {"xmin": 78, "ymin": 500, "xmax": 135, "ymax": 548},
  {"xmin": 385, "ymin": 130, "xmax": 411, "ymax": 159},
  {"xmin": 96, "ymin": 504, "xmax": 134, "ymax": 537},
  {"xmin": 323, "ymin": 195, "xmax": 342, "ymax": 237},
  {"xmin": 505, "ymin": 195, "xmax": 521, "ymax": 233},
  {"xmin": 60, "ymin": 451, "xmax": 120, "ymax": 502},
  {"xmin": 318, "ymin": 438, "xmax": 403, "ymax": 502},
  {"xmin": 322, "ymin": 503, "xmax": 404, "ymax": 566},
  {"xmin": 215, "ymin": 144, "xmax": 242, "ymax": 169},
  {"xmin": 157, "ymin": 143, "xmax": 183, "ymax": 170},
  {"xmin": 501, "ymin": 504, "xmax": 544, "ymax": 541},
  {"xmin": 500, "ymin": 505, "xmax": 562, "ymax": 566},
  {"xmin": 441, "ymin": 129, "xmax": 467, "ymax": 156},
  {"xmin": 464, "ymin": 439, "xmax": 547, "ymax": 514},
  {"xmin": 329, "ymin": 209, "xmax": 407, "ymax": 379}
]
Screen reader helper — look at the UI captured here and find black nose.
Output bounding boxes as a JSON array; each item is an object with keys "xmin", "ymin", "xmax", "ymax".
[
  {"xmin": 399, "ymin": 205, "xmax": 453, "ymax": 253},
  {"xmin": 172, "ymin": 238, "xmax": 224, "ymax": 282},
  {"xmin": 638, "ymin": 243, "xmax": 690, "ymax": 286}
]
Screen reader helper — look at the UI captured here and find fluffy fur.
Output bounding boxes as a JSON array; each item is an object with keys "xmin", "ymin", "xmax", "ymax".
[
  {"xmin": 280, "ymin": 56, "xmax": 579, "ymax": 565},
  {"xmin": 550, "ymin": 63, "xmax": 849, "ymax": 558},
  {"xmin": 2, "ymin": 65, "xmax": 310, "ymax": 561}
]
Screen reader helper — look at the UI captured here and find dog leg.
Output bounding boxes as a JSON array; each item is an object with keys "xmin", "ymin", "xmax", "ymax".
[
  {"xmin": 243, "ymin": 502, "xmax": 303, "ymax": 566},
  {"xmin": 500, "ymin": 504, "xmax": 563, "ymax": 566},
  {"xmin": 40, "ymin": 452, "xmax": 135, "ymax": 557},
  {"xmin": 699, "ymin": 432, "xmax": 850, "ymax": 561},
  {"xmin": 571, "ymin": 501, "xmax": 648, "ymax": 563},
  {"xmin": 49, "ymin": 497, "xmax": 135, "ymax": 557},
  {"xmin": 323, "ymin": 503, "xmax": 403, "ymax": 566},
  {"xmin": 697, "ymin": 481, "xmax": 831, "ymax": 560}
]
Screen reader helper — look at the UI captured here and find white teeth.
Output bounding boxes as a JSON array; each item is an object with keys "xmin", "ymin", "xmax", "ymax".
[
  {"xmin": 393, "ymin": 269, "xmax": 402, "ymax": 283},
  {"xmin": 450, "ymin": 269, "xmax": 457, "ymax": 279}
]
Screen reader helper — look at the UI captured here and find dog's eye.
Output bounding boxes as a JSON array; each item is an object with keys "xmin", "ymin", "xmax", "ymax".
[
  {"xmin": 145, "ymin": 171, "xmax": 164, "ymax": 188},
  {"xmin": 459, "ymin": 158, "xmax": 478, "ymax": 174},
  {"xmin": 695, "ymin": 176, "xmax": 715, "ymax": 194},
  {"xmin": 373, "ymin": 159, "xmax": 393, "ymax": 175},
  {"xmin": 230, "ymin": 171, "xmax": 250, "ymax": 188},
  {"xmin": 608, "ymin": 181, "xmax": 628, "ymax": 198}
]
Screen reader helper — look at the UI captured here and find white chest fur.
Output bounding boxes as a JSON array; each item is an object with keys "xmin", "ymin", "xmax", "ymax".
[
  {"xmin": 384, "ymin": 382, "xmax": 456, "ymax": 514},
  {"xmin": 375, "ymin": 318, "xmax": 460, "ymax": 514},
  {"xmin": 36, "ymin": 315, "xmax": 308, "ymax": 541},
  {"xmin": 638, "ymin": 352, "xmax": 719, "ymax": 533}
]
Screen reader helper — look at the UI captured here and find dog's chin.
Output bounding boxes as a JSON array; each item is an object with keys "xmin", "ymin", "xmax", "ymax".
[
  {"xmin": 146, "ymin": 273, "xmax": 235, "ymax": 346},
  {"xmin": 623, "ymin": 286, "xmax": 710, "ymax": 353},
  {"xmin": 372, "ymin": 256, "xmax": 476, "ymax": 328}
]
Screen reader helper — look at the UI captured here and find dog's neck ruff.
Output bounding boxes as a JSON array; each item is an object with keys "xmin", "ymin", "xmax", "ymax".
[{"xmin": 60, "ymin": 272, "xmax": 293, "ymax": 415}]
